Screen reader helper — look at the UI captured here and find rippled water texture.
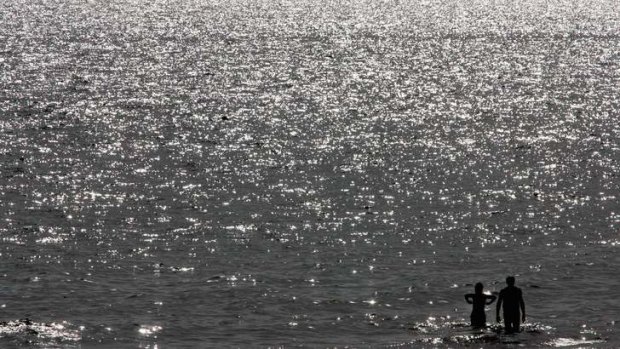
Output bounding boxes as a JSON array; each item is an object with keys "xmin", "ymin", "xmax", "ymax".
[{"xmin": 1, "ymin": 0, "xmax": 619, "ymax": 347}]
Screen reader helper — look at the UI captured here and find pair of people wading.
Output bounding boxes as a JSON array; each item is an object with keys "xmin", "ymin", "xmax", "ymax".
[{"xmin": 464, "ymin": 276, "xmax": 526, "ymax": 333}]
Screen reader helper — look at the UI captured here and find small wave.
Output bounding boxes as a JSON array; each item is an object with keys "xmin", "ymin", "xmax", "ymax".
[
  {"xmin": 408, "ymin": 317, "xmax": 554, "ymax": 346},
  {"xmin": 546, "ymin": 337, "xmax": 606, "ymax": 347},
  {"xmin": 0, "ymin": 319, "xmax": 81, "ymax": 345}
]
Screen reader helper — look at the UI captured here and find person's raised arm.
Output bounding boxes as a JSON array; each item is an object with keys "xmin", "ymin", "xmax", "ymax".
[
  {"xmin": 519, "ymin": 290, "xmax": 526, "ymax": 322},
  {"xmin": 464, "ymin": 294, "xmax": 473, "ymax": 304},
  {"xmin": 485, "ymin": 294, "xmax": 497, "ymax": 305},
  {"xmin": 496, "ymin": 293, "xmax": 503, "ymax": 323}
]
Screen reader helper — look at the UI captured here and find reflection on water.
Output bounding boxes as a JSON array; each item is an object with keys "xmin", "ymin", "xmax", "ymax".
[{"xmin": 1, "ymin": 0, "xmax": 619, "ymax": 347}]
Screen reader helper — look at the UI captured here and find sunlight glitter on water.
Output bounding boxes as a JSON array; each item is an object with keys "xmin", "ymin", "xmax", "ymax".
[
  {"xmin": 138, "ymin": 325, "xmax": 162, "ymax": 337},
  {"xmin": 547, "ymin": 337, "xmax": 606, "ymax": 347},
  {"xmin": 1, "ymin": 0, "xmax": 620, "ymax": 347}
]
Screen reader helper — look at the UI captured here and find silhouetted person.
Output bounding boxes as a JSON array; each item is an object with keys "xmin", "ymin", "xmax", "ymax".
[
  {"xmin": 496, "ymin": 276, "xmax": 526, "ymax": 333},
  {"xmin": 464, "ymin": 282, "xmax": 496, "ymax": 328}
]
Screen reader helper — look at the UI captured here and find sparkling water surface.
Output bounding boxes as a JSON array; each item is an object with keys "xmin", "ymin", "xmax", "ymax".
[{"xmin": 1, "ymin": 0, "xmax": 619, "ymax": 347}]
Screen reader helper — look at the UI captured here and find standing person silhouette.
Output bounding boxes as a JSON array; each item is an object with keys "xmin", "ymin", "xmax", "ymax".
[
  {"xmin": 496, "ymin": 276, "xmax": 526, "ymax": 333},
  {"xmin": 464, "ymin": 282, "xmax": 496, "ymax": 328}
]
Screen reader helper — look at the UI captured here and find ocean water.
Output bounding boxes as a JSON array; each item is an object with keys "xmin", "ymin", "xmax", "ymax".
[{"xmin": 1, "ymin": 0, "xmax": 619, "ymax": 347}]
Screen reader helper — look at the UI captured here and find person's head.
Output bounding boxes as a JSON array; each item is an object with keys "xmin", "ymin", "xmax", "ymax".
[
  {"xmin": 506, "ymin": 276, "xmax": 515, "ymax": 286},
  {"xmin": 475, "ymin": 282, "xmax": 484, "ymax": 294}
]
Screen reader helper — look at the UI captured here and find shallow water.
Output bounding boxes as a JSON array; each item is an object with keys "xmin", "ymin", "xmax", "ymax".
[{"xmin": 1, "ymin": 0, "xmax": 619, "ymax": 347}]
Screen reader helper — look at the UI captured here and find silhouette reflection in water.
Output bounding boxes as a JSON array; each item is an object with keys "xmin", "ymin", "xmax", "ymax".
[
  {"xmin": 496, "ymin": 276, "xmax": 526, "ymax": 333},
  {"xmin": 464, "ymin": 282, "xmax": 497, "ymax": 328}
]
